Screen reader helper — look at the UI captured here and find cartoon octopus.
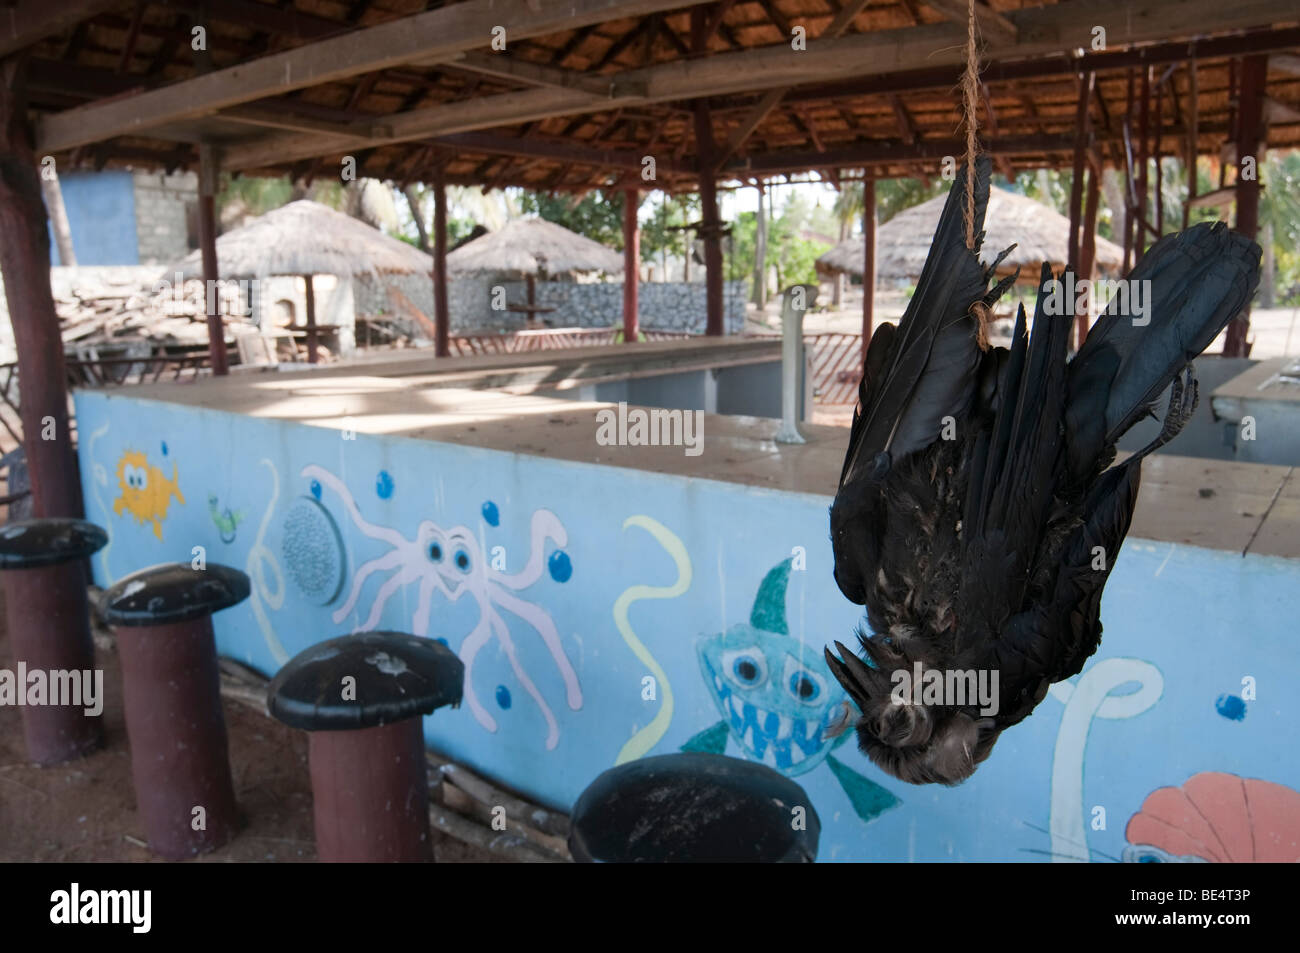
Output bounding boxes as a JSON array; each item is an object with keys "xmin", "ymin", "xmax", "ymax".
[{"xmin": 301, "ymin": 465, "xmax": 582, "ymax": 750}]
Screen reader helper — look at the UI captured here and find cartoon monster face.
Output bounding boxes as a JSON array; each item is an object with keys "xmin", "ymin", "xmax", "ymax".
[
  {"xmin": 698, "ymin": 623, "xmax": 851, "ymax": 777},
  {"xmin": 417, "ymin": 521, "xmax": 482, "ymax": 586}
]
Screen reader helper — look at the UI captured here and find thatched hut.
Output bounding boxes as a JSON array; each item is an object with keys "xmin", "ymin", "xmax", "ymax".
[
  {"xmin": 817, "ymin": 187, "xmax": 1124, "ymax": 282},
  {"xmin": 446, "ymin": 217, "xmax": 623, "ymax": 279},
  {"xmin": 446, "ymin": 217, "xmax": 623, "ymax": 325},
  {"xmin": 172, "ymin": 200, "xmax": 432, "ymax": 362}
]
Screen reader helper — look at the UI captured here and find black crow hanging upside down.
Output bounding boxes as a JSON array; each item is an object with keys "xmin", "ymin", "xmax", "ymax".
[{"xmin": 825, "ymin": 157, "xmax": 1261, "ymax": 786}]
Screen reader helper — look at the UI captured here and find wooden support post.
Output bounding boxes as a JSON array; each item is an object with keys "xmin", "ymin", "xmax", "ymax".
[
  {"xmin": 1224, "ymin": 54, "xmax": 1266, "ymax": 358},
  {"xmin": 753, "ymin": 180, "xmax": 767, "ymax": 313},
  {"xmin": 1135, "ymin": 65, "xmax": 1151, "ymax": 263},
  {"xmin": 432, "ymin": 164, "xmax": 450, "ymax": 358},
  {"xmin": 1077, "ymin": 166, "xmax": 1101, "ymax": 350},
  {"xmin": 303, "ymin": 274, "xmax": 318, "ymax": 364},
  {"xmin": 1153, "ymin": 74, "xmax": 1164, "ymax": 234},
  {"xmin": 1184, "ymin": 59, "xmax": 1198, "ymax": 230},
  {"xmin": 695, "ymin": 102, "xmax": 724, "ymax": 337},
  {"xmin": 0, "ymin": 61, "xmax": 81, "ymax": 518},
  {"xmin": 1067, "ymin": 71, "xmax": 1094, "ymax": 269},
  {"xmin": 197, "ymin": 143, "xmax": 228, "ymax": 376},
  {"xmin": 622, "ymin": 187, "xmax": 639, "ymax": 343},
  {"xmin": 862, "ymin": 176, "xmax": 876, "ymax": 355},
  {"xmin": 1122, "ymin": 67, "xmax": 1137, "ymax": 271}
]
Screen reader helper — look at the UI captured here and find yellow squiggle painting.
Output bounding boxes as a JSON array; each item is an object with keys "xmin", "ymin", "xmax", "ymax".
[{"xmin": 614, "ymin": 515, "xmax": 692, "ymax": 765}]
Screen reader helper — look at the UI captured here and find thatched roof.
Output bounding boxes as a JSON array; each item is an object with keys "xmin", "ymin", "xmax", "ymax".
[
  {"xmin": 172, "ymin": 200, "xmax": 432, "ymax": 280},
  {"xmin": 817, "ymin": 187, "xmax": 1124, "ymax": 281},
  {"xmin": 446, "ymin": 217, "xmax": 623, "ymax": 278}
]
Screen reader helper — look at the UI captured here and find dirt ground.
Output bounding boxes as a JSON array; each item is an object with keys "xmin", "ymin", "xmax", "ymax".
[{"xmin": 0, "ymin": 587, "xmax": 497, "ymax": 863}]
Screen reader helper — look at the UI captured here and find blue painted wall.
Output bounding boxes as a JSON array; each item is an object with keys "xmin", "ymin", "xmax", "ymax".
[
  {"xmin": 73, "ymin": 388, "xmax": 1300, "ymax": 862},
  {"xmin": 50, "ymin": 171, "xmax": 139, "ymax": 266}
]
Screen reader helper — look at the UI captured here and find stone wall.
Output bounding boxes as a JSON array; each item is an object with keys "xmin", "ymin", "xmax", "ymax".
[
  {"xmin": 131, "ymin": 171, "xmax": 198, "ymax": 265},
  {"xmin": 355, "ymin": 273, "xmax": 746, "ymax": 335}
]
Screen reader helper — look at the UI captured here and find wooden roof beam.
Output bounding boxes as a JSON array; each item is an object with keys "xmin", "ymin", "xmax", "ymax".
[
  {"xmin": 0, "ymin": 0, "xmax": 118, "ymax": 58},
  {"xmin": 924, "ymin": 0, "xmax": 1017, "ymax": 46},
  {"xmin": 444, "ymin": 51, "xmax": 642, "ymax": 97},
  {"xmin": 216, "ymin": 0, "xmax": 1300, "ymax": 172},
  {"xmin": 36, "ymin": 0, "xmax": 703, "ymax": 152}
]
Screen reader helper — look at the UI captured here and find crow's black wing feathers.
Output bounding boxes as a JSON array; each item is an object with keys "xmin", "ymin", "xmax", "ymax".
[
  {"xmin": 1065, "ymin": 223, "xmax": 1261, "ymax": 487},
  {"xmin": 959, "ymin": 264, "xmax": 1072, "ymax": 641},
  {"xmin": 979, "ymin": 460, "xmax": 1142, "ymax": 728},
  {"xmin": 838, "ymin": 158, "xmax": 992, "ymax": 489}
]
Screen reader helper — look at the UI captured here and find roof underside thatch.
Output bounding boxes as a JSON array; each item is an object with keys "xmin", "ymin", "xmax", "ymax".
[
  {"xmin": 171, "ymin": 200, "xmax": 432, "ymax": 279},
  {"xmin": 817, "ymin": 186, "xmax": 1125, "ymax": 280},
  {"xmin": 18, "ymin": 2, "xmax": 1300, "ymax": 194},
  {"xmin": 446, "ymin": 217, "xmax": 624, "ymax": 277}
]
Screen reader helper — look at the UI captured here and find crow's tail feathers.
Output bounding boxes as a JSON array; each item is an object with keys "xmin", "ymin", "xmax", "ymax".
[{"xmin": 1064, "ymin": 222, "xmax": 1261, "ymax": 486}]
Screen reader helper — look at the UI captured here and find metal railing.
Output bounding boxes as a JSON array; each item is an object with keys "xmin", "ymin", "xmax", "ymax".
[{"xmin": 448, "ymin": 327, "xmax": 693, "ymax": 356}]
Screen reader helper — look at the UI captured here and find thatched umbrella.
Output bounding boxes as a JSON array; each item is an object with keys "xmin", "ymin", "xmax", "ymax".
[
  {"xmin": 172, "ymin": 200, "xmax": 432, "ymax": 363},
  {"xmin": 446, "ymin": 217, "xmax": 622, "ymax": 316},
  {"xmin": 817, "ymin": 186, "xmax": 1124, "ymax": 282}
]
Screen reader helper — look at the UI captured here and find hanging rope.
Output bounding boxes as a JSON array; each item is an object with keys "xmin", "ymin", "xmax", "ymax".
[
  {"xmin": 961, "ymin": 0, "xmax": 980, "ymax": 250},
  {"xmin": 960, "ymin": 0, "xmax": 993, "ymax": 350}
]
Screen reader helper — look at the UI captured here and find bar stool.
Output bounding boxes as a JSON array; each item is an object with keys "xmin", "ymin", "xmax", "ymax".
[
  {"xmin": 0, "ymin": 518, "xmax": 107, "ymax": 764},
  {"xmin": 99, "ymin": 562, "xmax": 249, "ymax": 859},
  {"xmin": 268, "ymin": 630, "xmax": 464, "ymax": 863},
  {"xmin": 569, "ymin": 752, "xmax": 821, "ymax": 862}
]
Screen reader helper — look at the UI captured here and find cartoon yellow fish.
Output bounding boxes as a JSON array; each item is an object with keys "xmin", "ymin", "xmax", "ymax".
[{"xmin": 113, "ymin": 450, "xmax": 185, "ymax": 541}]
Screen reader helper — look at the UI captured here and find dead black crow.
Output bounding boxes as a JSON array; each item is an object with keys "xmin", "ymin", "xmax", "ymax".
[{"xmin": 826, "ymin": 156, "xmax": 1261, "ymax": 786}]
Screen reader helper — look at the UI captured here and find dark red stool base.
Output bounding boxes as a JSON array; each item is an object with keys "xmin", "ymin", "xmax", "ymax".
[
  {"xmin": 308, "ymin": 719, "xmax": 432, "ymax": 863},
  {"xmin": 115, "ymin": 616, "xmax": 239, "ymax": 859},
  {"xmin": 2, "ymin": 563, "xmax": 103, "ymax": 765}
]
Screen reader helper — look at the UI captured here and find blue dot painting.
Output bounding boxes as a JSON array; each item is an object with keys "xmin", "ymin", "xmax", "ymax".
[
  {"xmin": 1216, "ymin": 694, "xmax": 1247, "ymax": 721},
  {"xmin": 309, "ymin": 479, "xmax": 322, "ymax": 500},
  {"xmin": 496, "ymin": 685, "xmax": 513, "ymax": 710},
  {"xmin": 548, "ymin": 550, "xmax": 572, "ymax": 582},
  {"xmin": 376, "ymin": 470, "xmax": 394, "ymax": 499},
  {"xmin": 481, "ymin": 500, "xmax": 500, "ymax": 526}
]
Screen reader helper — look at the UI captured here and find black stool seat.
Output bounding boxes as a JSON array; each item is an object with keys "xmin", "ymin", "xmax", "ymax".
[
  {"xmin": 0, "ymin": 518, "xmax": 107, "ymax": 569},
  {"xmin": 569, "ymin": 752, "xmax": 821, "ymax": 863},
  {"xmin": 99, "ymin": 563, "xmax": 250, "ymax": 626},
  {"xmin": 268, "ymin": 631, "xmax": 464, "ymax": 731}
]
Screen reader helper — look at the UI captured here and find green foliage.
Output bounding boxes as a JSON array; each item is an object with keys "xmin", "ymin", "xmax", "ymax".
[
  {"xmin": 728, "ymin": 193, "xmax": 831, "ymax": 288},
  {"xmin": 642, "ymin": 193, "xmax": 701, "ymax": 260},
  {"xmin": 518, "ymin": 189, "xmax": 626, "ymax": 247}
]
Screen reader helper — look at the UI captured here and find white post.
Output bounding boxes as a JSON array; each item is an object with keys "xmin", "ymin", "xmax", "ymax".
[{"xmin": 776, "ymin": 283, "xmax": 816, "ymax": 444}]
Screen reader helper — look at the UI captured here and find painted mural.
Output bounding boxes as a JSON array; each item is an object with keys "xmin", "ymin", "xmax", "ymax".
[{"xmin": 73, "ymin": 389, "xmax": 1300, "ymax": 862}]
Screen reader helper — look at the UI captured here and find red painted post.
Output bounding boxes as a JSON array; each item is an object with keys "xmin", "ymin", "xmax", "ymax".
[
  {"xmin": 198, "ymin": 143, "xmax": 228, "ymax": 376},
  {"xmin": 1224, "ymin": 54, "xmax": 1266, "ymax": 358},
  {"xmin": 1135, "ymin": 65, "xmax": 1151, "ymax": 264},
  {"xmin": 862, "ymin": 177, "xmax": 876, "ymax": 356},
  {"xmin": 0, "ymin": 62, "xmax": 83, "ymax": 519},
  {"xmin": 622, "ymin": 188, "xmax": 640, "ymax": 343},
  {"xmin": 432, "ymin": 166, "xmax": 450, "ymax": 358},
  {"xmin": 1067, "ymin": 72, "xmax": 1094, "ymax": 269}
]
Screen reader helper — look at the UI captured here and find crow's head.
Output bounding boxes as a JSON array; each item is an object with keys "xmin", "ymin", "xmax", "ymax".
[{"xmin": 825, "ymin": 638, "xmax": 1000, "ymax": 786}]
